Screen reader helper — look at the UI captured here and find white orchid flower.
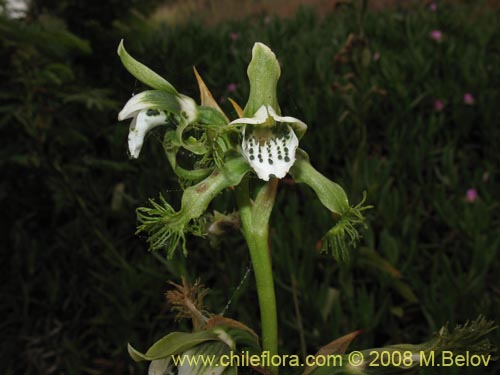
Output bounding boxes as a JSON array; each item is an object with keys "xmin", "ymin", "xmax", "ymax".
[
  {"xmin": 118, "ymin": 91, "xmax": 197, "ymax": 158},
  {"xmin": 117, "ymin": 40, "xmax": 200, "ymax": 159},
  {"xmin": 229, "ymin": 105, "xmax": 306, "ymax": 181}
]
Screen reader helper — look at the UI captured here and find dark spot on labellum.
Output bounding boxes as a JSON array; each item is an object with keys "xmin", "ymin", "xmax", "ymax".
[
  {"xmin": 147, "ymin": 109, "xmax": 160, "ymax": 116},
  {"xmin": 268, "ymin": 159, "xmax": 273, "ymax": 164},
  {"xmin": 285, "ymin": 156, "xmax": 290, "ymax": 162}
]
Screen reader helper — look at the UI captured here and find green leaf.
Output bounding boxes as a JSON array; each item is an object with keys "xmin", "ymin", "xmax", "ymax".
[{"xmin": 118, "ymin": 40, "xmax": 178, "ymax": 94}]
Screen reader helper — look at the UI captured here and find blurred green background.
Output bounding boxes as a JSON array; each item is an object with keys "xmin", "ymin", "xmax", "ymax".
[{"xmin": 1, "ymin": 0, "xmax": 498, "ymax": 374}]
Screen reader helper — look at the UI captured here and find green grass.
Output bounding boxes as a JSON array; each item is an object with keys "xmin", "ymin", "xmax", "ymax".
[{"xmin": 1, "ymin": 2, "xmax": 499, "ymax": 374}]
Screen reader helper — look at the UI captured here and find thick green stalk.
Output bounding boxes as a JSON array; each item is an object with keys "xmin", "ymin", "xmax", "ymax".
[{"xmin": 236, "ymin": 178, "xmax": 279, "ymax": 374}]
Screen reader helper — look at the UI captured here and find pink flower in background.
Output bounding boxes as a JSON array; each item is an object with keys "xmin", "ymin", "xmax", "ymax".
[
  {"xmin": 219, "ymin": 96, "xmax": 226, "ymax": 104},
  {"xmin": 373, "ymin": 52, "xmax": 381, "ymax": 61},
  {"xmin": 434, "ymin": 99, "xmax": 444, "ymax": 112},
  {"xmin": 429, "ymin": 3, "xmax": 437, "ymax": 11},
  {"xmin": 230, "ymin": 32, "xmax": 239, "ymax": 41},
  {"xmin": 227, "ymin": 83, "xmax": 238, "ymax": 92},
  {"xmin": 463, "ymin": 93, "xmax": 475, "ymax": 105},
  {"xmin": 466, "ymin": 188, "xmax": 478, "ymax": 203},
  {"xmin": 430, "ymin": 30, "xmax": 443, "ymax": 42}
]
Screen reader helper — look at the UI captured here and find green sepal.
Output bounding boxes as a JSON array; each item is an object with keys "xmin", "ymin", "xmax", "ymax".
[
  {"xmin": 290, "ymin": 149, "xmax": 370, "ymax": 262},
  {"xmin": 207, "ymin": 317, "xmax": 262, "ymax": 355},
  {"xmin": 175, "ymin": 118, "xmax": 209, "ymax": 155},
  {"xmin": 320, "ymin": 206, "xmax": 366, "ymax": 263},
  {"xmin": 198, "ymin": 105, "xmax": 229, "ymax": 127},
  {"xmin": 136, "ymin": 156, "xmax": 251, "ymax": 256},
  {"xmin": 290, "ymin": 149, "xmax": 349, "ymax": 216},
  {"xmin": 118, "ymin": 40, "xmax": 178, "ymax": 94},
  {"xmin": 195, "ymin": 106, "xmax": 235, "ymax": 167},
  {"xmin": 163, "ymin": 130, "xmax": 213, "ymax": 183},
  {"xmin": 173, "ymin": 156, "xmax": 251, "ymax": 222},
  {"xmin": 222, "ymin": 327, "xmax": 262, "ymax": 355},
  {"xmin": 243, "ymin": 43, "xmax": 281, "ymax": 117},
  {"xmin": 127, "ymin": 330, "xmax": 219, "ymax": 362}
]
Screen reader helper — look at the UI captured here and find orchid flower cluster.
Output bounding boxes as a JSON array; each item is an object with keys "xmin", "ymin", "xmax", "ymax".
[
  {"xmin": 118, "ymin": 41, "xmax": 369, "ymax": 374},
  {"xmin": 118, "ymin": 42, "xmax": 496, "ymax": 375},
  {"xmin": 118, "ymin": 40, "xmax": 368, "ymax": 261}
]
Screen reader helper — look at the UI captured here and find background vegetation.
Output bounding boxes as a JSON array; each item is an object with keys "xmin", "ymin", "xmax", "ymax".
[{"xmin": 1, "ymin": 0, "xmax": 498, "ymax": 374}]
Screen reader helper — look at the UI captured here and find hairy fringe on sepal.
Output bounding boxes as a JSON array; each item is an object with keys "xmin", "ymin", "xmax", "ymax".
[
  {"xmin": 433, "ymin": 315, "xmax": 497, "ymax": 356},
  {"xmin": 136, "ymin": 194, "xmax": 204, "ymax": 258},
  {"xmin": 321, "ymin": 192, "xmax": 372, "ymax": 262}
]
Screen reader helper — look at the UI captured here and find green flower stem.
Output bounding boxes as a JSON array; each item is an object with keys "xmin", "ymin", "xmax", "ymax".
[{"xmin": 236, "ymin": 178, "xmax": 279, "ymax": 374}]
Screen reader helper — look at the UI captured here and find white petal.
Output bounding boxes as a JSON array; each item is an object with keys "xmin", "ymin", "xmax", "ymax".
[
  {"xmin": 228, "ymin": 105, "xmax": 269, "ymax": 125},
  {"xmin": 118, "ymin": 91, "xmax": 198, "ymax": 122},
  {"xmin": 267, "ymin": 106, "xmax": 306, "ymax": 126},
  {"xmin": 128, "ymin": 109, "xmax": 168, "ymax": 158},
  {"xmin": 118, "ymin": 92, "xmax": 151, "ymax": 121},
  {"xmin": 177, "ymin": 94, "xmax": 198, "ymax": 123},
  {"xmin": 242, "ymin": 124, "xmax": 299, "ymax": 181}
]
